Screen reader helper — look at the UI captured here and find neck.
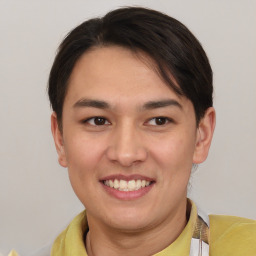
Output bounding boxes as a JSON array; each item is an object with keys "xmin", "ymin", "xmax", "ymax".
[{"xmin": 85, "ymin": 199, "xmax": 188, "ymax": 256}]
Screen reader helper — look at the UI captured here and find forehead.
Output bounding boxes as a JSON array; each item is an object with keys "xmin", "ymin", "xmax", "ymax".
[
  {"xmin": 64, "ymin": 46, "xmax": 191, "ymax": 112},
  {"xmin": 69, "ymin": 46, "xmax": 163, "ymax": 90}
]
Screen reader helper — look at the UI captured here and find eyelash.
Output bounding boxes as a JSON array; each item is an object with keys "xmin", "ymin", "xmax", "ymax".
[{"xmin": 82, "ymin": 116, "xmax": 173, "ymax": 126}]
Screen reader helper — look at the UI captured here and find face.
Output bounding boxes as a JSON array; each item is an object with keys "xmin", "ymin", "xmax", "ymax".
[{"xmin": 52, "ymin": 46, "xmax": 215, "ymax": 232}]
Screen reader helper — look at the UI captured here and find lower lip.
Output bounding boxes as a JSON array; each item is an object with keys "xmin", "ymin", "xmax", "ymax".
[{"xmin": 101, "ymin": 182, "xmax": 154, "ymax": 200}]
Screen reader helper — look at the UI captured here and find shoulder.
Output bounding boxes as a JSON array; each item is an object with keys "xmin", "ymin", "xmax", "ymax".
[
  {"xmin": 209, "ymin": 214, "xmax": 256, "ymax": 255},
  {"xmin": 51, "ymin": 211, "xmax": 88, "ymax": 256}
]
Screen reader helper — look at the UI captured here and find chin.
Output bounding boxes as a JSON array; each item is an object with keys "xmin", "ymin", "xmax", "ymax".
[
  {"xmin": 109, "ymin": 218, "xmax": 151, "ymax": 232},
  {"xmin": 103, "ymin": 207, "xmax": 154, "ymax": 232}
]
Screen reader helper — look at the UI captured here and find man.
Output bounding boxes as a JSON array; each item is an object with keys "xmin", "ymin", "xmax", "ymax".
[{"xmin": 48, "ymin": 7, "xmax": 255, "ymax": 256}]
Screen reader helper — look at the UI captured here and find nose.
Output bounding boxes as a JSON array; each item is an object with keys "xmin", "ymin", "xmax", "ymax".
[{"xmin": 106, "ymin": 122, "xmax": 148, "ymax": 167}]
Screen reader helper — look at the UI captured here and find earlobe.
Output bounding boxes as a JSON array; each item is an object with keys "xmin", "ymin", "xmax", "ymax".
[
  {"xmin": 193, "ymin": 107, "xmax": 216, "ymax": 164},
  {"xmin": 51, "ymin": 112, "xmax": 68, "ymax": 167}
]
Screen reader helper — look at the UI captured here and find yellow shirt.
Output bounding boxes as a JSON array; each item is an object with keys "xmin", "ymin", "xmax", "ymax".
[
  {"xmin": 50, "ymin": 201, "xmax": 256, "ymax": 256},
  {"xmin": 7, "ymin": 251, "xmax": 19, "ymax": 256}
]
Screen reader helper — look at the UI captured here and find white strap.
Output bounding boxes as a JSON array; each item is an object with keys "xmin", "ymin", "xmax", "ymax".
[{"xmin": 190, "ymin": 238, "xmax": 209, "ymax": 256}]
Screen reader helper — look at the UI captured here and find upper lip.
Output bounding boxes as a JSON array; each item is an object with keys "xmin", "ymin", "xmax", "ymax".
[{"xmin": 100, "ymin": 174, "xmax": 155, "ymax": 182}]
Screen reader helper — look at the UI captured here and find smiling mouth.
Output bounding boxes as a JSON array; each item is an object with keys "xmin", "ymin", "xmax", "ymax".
[{"xmin": 102, "ymin": 179, "xmax": 154, "ymax": 192}]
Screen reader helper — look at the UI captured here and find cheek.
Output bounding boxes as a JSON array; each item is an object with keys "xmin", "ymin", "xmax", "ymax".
[
  {"xmin": 65, "ymin": 134, "xmax": 103, "ymax": 163},
  {"xmin": 149, "ymin": 133, "xmax": 196, "ymax": 172},
  {"xmin": 64, "ymin": 135, "xmax": 106, "ymax": 206},
  {"xmin": 64, "ymin": 134, "xmax": 107, "ymax": 185},
  {"xmin": 153, "ymin": 138, "xmax": 194, "ymax": 162}
]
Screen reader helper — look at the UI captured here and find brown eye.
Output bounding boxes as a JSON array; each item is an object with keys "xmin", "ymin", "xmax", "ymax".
[
  {"xmin": 86, "ymin": 117, "xmax": 110, "ymax": 126},
  {"xmin": 155, "ymin": 117, "xmax": 167, "ymax": 125},
  {"xmin": 147, "ymin": 117, "xmax": 172, "ymax": 126},
  {"xmin": 94, "ymin": 117, "xmax": 106, "ymax": 125}
]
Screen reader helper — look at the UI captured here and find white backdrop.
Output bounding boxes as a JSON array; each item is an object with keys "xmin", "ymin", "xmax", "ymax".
[{"xmin": 0, "ymin": 0, "xmax": 255, "ymax": 255}]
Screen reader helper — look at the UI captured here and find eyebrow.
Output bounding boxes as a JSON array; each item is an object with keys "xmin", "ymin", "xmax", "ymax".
[
  {"xmin": 73, "ymin": 98, "xmax": 182, "ymax": 110},
  {"xmin": 142, "ymin": 99, "xmax": 182, "ymax": 110},
  {"xmin": 73, "ymin": 99, "xmax": 110, "ymax": 109}
]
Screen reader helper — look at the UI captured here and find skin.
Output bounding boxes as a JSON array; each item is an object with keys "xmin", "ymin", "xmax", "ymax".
[{"xmin": 51, "ymin": 46, "xmax": 215, "ymax": 256}]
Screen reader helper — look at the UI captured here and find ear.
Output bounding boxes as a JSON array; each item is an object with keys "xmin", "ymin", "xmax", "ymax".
[
  {"xmin": 51, "ymin": 112, "xmax": 68, "ymax": 167},
  {"xmin": 193, "ymin": 107, "xmax": 216, "ymax": 164}
]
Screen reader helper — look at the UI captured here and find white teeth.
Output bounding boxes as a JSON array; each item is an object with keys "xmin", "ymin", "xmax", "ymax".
[
  {"xmin": 103, "ymin": 179, "xmax": 152, "ymax": 191},
  {"xmin": 109, "ymin": 180, "xmax": 114, "ymax": 188},
  {"xmin": 136, "ymin": 180, "xmax": 141, "ymax": 190},
  {"xmin": 119, "ymin": 180, "xmax": 127, "ymax": 190},
  {"xmin": 128, "ymin": 180, "xmax": 136, "ymax": 190},
  {"xmin": 114, "ymin": 179, "xmax": 119, "ymax": 189}
]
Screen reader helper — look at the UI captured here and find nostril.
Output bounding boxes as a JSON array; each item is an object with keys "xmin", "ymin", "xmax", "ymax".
[{"xmin": 106, "ymin": 144, "xmax": 148, "ymax": 167}]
